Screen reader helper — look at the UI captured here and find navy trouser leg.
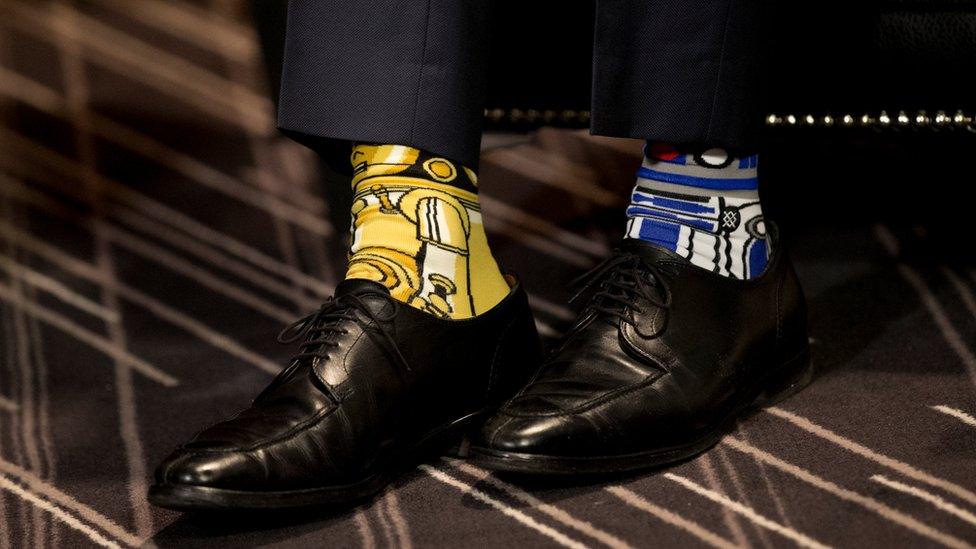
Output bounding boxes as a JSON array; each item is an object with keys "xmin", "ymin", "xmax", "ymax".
[
  {"xmin": 591, "ymin": 0, "xmax": 764, "ymax": 152},
  {"xmin": 277, "ymin": 0, "xmax": 492, "ymax": 172}
]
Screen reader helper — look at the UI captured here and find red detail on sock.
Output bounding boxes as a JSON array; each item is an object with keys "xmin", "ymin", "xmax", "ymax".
[{"xmin": 648, "ymin": 142, "xmax": 680, "ymax": 161}]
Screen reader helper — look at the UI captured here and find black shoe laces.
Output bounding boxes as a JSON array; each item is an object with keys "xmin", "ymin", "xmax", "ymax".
[
  {"xmin": 276, "ymin": 291, "xmax": 412, "ymax": 373},
  {"xmin": 568, "ymin": 252, "xmax": 672, "ymax": 328}
]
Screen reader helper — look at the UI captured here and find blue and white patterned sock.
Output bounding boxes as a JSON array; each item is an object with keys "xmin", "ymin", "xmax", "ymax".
[{"xmin": 624, "ymin": 142, "xmax": 771, "ymax": 279}]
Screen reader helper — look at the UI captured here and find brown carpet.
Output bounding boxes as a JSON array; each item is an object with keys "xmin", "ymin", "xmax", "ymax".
[{"xmin": 1, "ymin": 1, "xmax": 975, "ymax": 548}]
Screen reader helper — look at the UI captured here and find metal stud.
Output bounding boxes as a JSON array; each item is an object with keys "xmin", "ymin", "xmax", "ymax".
[
  {"xmin": 953, "ymin": 110, "xmax": 973, "ymax": 127},
  {"xmin": 483, "ymin": 107, "xmax": 975, "ymax": 131},
  {"xmin": 486, "ymin": 108, "xmax": 504, "ymax": 122}
]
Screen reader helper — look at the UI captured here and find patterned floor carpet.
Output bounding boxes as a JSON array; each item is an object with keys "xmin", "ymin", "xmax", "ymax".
[{"xmin": 1, "ymin": 1, "xmax": 975, "ymax": 548}]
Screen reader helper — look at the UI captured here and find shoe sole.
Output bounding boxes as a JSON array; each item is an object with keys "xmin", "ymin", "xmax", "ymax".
[
  {"xmin": 148, "ymin": 476, "xmax": 388, "ymax": 512},
  {"xmin": 469, "ymin": 348, "xmax": 813, "ymax": 475},
  {"xmin": 148, "ymin": 411, "xmax": 483, "ymax": 511}
]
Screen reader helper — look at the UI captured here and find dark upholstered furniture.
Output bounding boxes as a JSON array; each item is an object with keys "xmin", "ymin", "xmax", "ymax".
[
  {"xmin": 481, "ymin": 1, "xmax": 976, "ymax": 132},
  {"xmin": 252, "ymin": 1, "xmax": 976, "ymax": 132}
]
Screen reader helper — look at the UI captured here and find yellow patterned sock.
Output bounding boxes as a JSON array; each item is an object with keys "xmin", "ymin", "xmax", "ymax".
[{"xmin": 345, "ymin": 143, "xmax": 510, "ymax": 319}]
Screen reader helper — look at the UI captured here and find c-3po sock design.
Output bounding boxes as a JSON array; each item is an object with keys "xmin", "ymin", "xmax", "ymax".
[
  {"xmin": 346, "ymin": 143, "xmax": 510, "ymax": 319},
  {"xmin": 624, "ymin": 142, "xmax": 771, "ymax": 279}
]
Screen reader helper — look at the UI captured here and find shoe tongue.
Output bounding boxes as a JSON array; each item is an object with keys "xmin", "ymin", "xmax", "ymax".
[
  {"xmin": 617, "ymin": 238, "xmax": 688, "ymax": 266},
  {"xmin": 334, "ymin": 278, "xmax": 392, "ymax": 298}
]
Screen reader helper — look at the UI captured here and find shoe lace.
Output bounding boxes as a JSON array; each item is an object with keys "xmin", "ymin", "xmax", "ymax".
[
  {"xmin": 276, "ymin": 292, "xmax": 412, "ymax": 373},
  {"xmin": 568, "ymin": 252, "xmax": 672, "ymax": 328}
]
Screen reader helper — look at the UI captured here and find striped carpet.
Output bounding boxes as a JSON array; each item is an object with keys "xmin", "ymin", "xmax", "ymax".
[{"xmin": 1, "ymin": 1, "xmax": 975, "ymax": 547}]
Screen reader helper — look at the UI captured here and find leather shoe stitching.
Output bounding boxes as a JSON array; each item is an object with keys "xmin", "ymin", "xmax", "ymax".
[
  {"xmin": 487, "ymin": 312, "xmax": 519, "ymax": 397},
  {"xmin": 179, "ymin": 404, "xmax": 337, "ymax": 453},
  {"xmin": 489, "ymin": 415, "xmax": 517, "ymax": 447},
  {"xmin": 498, "ymin": 371, "xmax": 665, "ymax": 418}
]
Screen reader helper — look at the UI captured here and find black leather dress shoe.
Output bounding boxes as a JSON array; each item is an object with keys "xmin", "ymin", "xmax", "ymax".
[
  {"xmin": 149, "ymin": 278, "xmax": 540, "ymax": 510},
  {"xmin": 473, "ymin": 227, "xmax": 810, "ymax": 474}
]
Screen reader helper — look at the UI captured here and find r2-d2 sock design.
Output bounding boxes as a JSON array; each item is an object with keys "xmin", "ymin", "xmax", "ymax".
[{"xmin": 624, "ymin": 142, "xmax": 771, "ymax": 280}]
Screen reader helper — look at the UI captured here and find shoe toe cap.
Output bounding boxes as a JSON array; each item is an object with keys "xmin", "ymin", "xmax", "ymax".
[
  {"xmin": 154, "ymin": 449, "xmax": 258, "ymax": 489},
  {"xmin": 478, "ymin": 410, "xmax": 599, "ymax": 457}
]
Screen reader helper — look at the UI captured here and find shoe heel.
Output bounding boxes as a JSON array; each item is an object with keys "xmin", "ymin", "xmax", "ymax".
[
  {"xmin": 441, "ymin": 413, "xmax": 484, "ymax": 459},
  {"xmin": 445, "ymin": 432, "xmax": 473, "ymax": 458},
  {"xmin": 753, "ymin": 348, "xmax": 814, "ymax": 408}
]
